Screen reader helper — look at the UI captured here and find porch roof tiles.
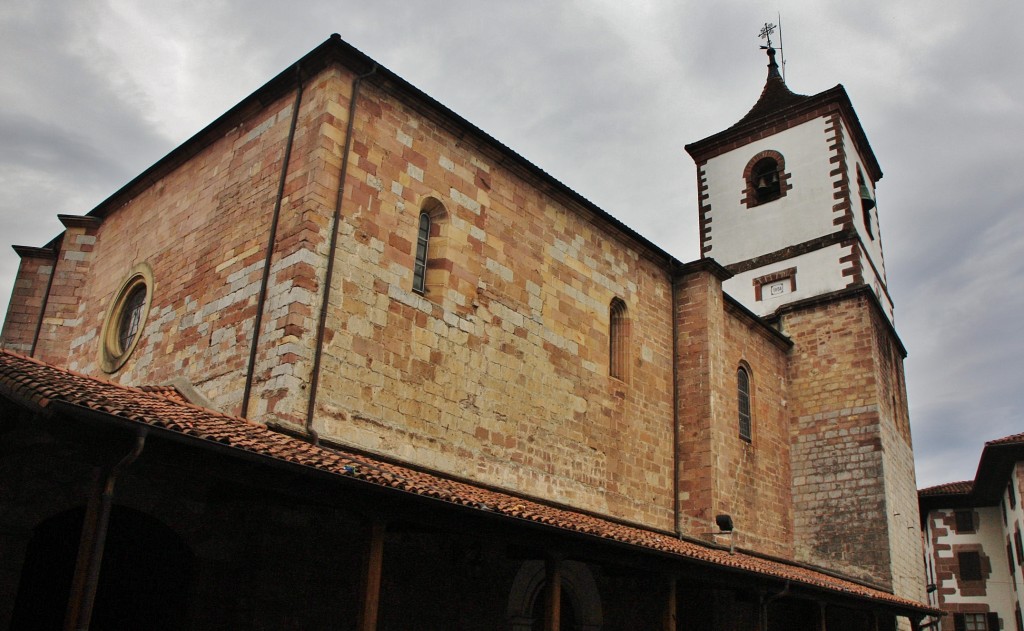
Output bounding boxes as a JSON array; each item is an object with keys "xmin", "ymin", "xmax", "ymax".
[{"xmin": 0, "ymin": 350, "xmax": 935, "ymax": 616}]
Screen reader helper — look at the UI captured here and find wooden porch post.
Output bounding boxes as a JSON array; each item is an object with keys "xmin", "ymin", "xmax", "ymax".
[
  {"xmin": 818, "ymin": 601, "xmax": 828, "ymax": 631},
  {"xmin": 358, "ymin": 519, "xmax": 386, "ymax": 631},
  {"xmin": 663, "ymin": 576, "xmax": 677, "ymax": 631},
  {"xmin": 544, "ymin": 555, "xmax": 562, "ymax": 631}
]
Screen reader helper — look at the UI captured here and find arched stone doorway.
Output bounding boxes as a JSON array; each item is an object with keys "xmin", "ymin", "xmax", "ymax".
[
  {"xmin": 10, "ymin": 505, "xmax": 192, "ymax": 630},
  {"xmin": 508, "ymin": 560, "xmax": 603, "ymax": 631}
]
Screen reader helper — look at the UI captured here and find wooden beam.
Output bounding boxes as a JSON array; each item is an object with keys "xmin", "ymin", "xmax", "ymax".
[
  {"xmin": 663, "ymin": 576, "xmax": 678, "ymax": 631},
  {"xmin": 358, "ymin": 519, "xmax": 386, "ymax": 631},
  {"xmin": 544, "ymin": 555, "xmax": 562, "ymax": 631},
  {"xmin": 64, "ymin": 467, "xmax": 103, "ymax": 631}
]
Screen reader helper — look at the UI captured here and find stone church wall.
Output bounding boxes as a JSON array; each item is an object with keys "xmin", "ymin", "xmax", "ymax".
[
  {"xmin": 784, "ymin": 291, "xmax": 919, "ymax": 590},
  {"xmin": 31, "ymin": 66, "xmax": 349, "ymax": 420},
  {"xmin": 674, "ymin": 266, "xmax": 792, "ymax": 557},
  {"xmin": 309, "ymin": 77, "xmax": 678, "ymax": 527}
]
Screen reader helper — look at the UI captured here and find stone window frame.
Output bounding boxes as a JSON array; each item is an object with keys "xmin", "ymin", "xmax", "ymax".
[
  {"xmin": 954, "ymin": 612, "xmax": 1000, "ymax": 631},
  {"xmin": 99, "ymin": 262, "xmax": 154, "ymax": 373},
  {"xmin": 742, "ymin": 150, "xmax": 792, "ymax": 208},
  {"xmin": 412, "ymin": 196, "xmax": 450, "ymax": 300},
  {"xmin": 608, "ymin": 297, "xmax": 630, "ymax": 382},
  {"xmin": 955, "ymin": 509, "xmax": 976, "ymax": 533},
  {"xmin": 753, "ymin": 267, "xmax": 797, "ymax": 302},
  {"xmin": 737, "ymin": 362, "xmax": 752, "ymax": 442},
  {"xmin": 958, "ymin": 550, "xmax": 983, "ymax": 582},
  {"xmin": 1015, "ymin": 525, "xmax": 1024, "ymax": 565}
]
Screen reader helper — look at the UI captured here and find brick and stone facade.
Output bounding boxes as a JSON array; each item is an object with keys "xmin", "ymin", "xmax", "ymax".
[
  {"xmin": 921, "ymin": 439, "xmax": 1024, "ymax": 631},
  {"xmin": 0, "ymin": 35, "xmax": 929, "ymax": 626}
]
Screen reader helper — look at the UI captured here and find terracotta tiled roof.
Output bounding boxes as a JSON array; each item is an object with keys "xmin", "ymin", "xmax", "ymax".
[
  {"xmin": 918, "ymin": 480, "xmax": 973, "ymax": 496},
  {"xmin": 986, "ymin": 432, "xmax": 1024, "ymax": 446},
  {"xmin": 0, "ymin": 350, "xmax": 935, "ymax": 615},
  {"xmin": 138, "ymin": 384, "xmax": 189, "ymax": 404}
]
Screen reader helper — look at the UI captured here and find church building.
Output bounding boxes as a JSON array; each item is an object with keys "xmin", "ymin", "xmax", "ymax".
[{"xmin": 0, "ymin": 34, "xmax": 935, "ymax": 629}]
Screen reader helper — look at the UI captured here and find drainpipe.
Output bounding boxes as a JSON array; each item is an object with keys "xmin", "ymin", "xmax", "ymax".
[
  {"xmin": 670, "ymin": 262, "xmax": 682, "ymax": 537},
  {"xmin": 241, "ymin": 66, "xmax": 305, "ymax": 418},
  {"xmin": 304, "ymin": 60, "xmax": 378, "ymax": 443},
  {"xmin": 64, "ymin": 428, "xmax": 147, "ymax": 631}
]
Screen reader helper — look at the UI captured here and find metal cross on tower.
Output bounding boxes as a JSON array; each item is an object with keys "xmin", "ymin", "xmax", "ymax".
[{"xmin": 759, "ymin": 22, "xmax": 777, "ymax": 49}]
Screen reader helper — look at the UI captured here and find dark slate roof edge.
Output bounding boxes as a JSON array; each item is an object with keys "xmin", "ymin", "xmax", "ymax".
[
  {"xmin": 54, "ymin": 34, "xmax": 680, "ymax": 271},
  {"xmin": 685, "ymin": 84, "xmax": 882, "ymax": 183}
]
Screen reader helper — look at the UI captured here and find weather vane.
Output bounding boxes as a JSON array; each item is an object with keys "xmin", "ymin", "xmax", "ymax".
[
  {"xmin": 759, "ymin": 22, "xmax": 776, "ymax": 49},
  {"xmin": 757, "ymin": 16, "xmax": 786, "ymax": 81}
]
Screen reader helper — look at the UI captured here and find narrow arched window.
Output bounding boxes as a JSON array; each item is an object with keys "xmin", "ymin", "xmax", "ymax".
[
  {"xmin": 857, "ymin": 165, "xmax": 876, "ymax": 239},
  {"xmin": 737, "ymin": 366, "xmax": 752, "ymax": 442},
  {"xmin": 751, "ymin": 158, "xmax": 781, "ymax": 204},
  {"xmin": 743, "ymin": 150, "xmax": 789, "ymax": 208},
  {"xmin": 609, "ymin": 298, "xmax": 629, "ymax": 380},
  {"xmin": 413, "ymin": 212, "xmax": 430, "ymax": 294}
]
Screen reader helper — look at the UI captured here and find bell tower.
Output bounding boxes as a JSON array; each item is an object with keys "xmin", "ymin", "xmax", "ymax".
[
  {"xmin": 685, "ymin": 46, "xmax": 891, "ymax": 322},
  {"xmin": 685, "ymin": 45, "xmax": 925, "ymax": 606}
]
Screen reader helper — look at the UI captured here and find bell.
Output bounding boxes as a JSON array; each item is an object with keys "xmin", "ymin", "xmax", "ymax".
[
  {"xmin": 859, "ymin": 182, "xmax": 876, "ymax": 211},
  {"xmin": 756, "ymin": 176, "xmax": 770, "ymax": 191}
]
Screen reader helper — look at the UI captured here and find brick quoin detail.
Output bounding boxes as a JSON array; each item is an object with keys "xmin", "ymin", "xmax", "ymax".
[
  {"xmin": 697, "ymin": 165, "xmax": 713, "ymax": 255},
  {"xmin": 825, "ymin": 112, "xmax": 855, "ymax": 232},
  {"xmin": 839, "ymin": 239, "xmax": 865, "ymax": 286}
]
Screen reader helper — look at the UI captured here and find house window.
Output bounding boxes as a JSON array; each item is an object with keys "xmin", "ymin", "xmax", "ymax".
[
  {"xmin": 413, "ymin": 212, "xmax": 430, "ymax": 294},
  {"xmin": 1016, "ymin": 527, "xmax": 1023, "ymax": 565},
  {"xmin": 1009, "ymin": 479, "xmax": 1017, "ymax": 509},
  {"xmin": 743, "ymin": 150, "xmax": 789, "ymax": 208},
  {"xmin": 955, "ymin": 613, "xmax": 1000, "ymax": 631},
  {"xmin": 99, "ymin": 263, "xmax": 154, "ymax": 373},
  {"xmin": 737, "ymin": 366, "xmax": 752, "ymax": 442},
  {"xmin": 955, "ymin": 510, "xmax": 975, "ymax": 533},
  {"xmin": 958, "ymin": 551, "xmax": 983, "ymax": 581},
  {"xmin": 609, "ymin": 298, "xmax": 629, "ymax": 381}
]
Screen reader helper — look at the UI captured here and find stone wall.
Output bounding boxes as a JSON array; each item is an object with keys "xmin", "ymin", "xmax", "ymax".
[
  {"xmin": 674, "ymin": 265, "xmax": 792, "ymax": 556},
  {"xmin": 311, "ymin": 78, "xmax": 677, "ymax": 527},
  {"xmin": 785, "ymin": 292, "xmax": 891, "ymax": 585},
  {"xmin": 0, "ymin": 247, "xmax": 56, "ymax": 354},
  {"xmin": 30, "ymin": 67, "xmax": 347, "ymax": 423}
]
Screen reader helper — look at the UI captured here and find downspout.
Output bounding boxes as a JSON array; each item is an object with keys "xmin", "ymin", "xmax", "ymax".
[
  {"xmin": 64, "ymin": 429, "xmax": 147, "ymax": 631},
  {"xmin": 670, "ymin": 262, "xmax": 682, "ymax": 537},
  {"xmin": 241, "ymin": 66, "xmax": 305, "ymax": 418},
  {"xmin": 304, "ymin": 60, "xmax": 379, "ymax": 442}
]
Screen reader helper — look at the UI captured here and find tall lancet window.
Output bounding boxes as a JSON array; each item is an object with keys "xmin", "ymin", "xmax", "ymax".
[
  {"xmin": 737, "ymin": 366, "xmax": 752, "ymax": 442},
  {"xmin": 413, "ymin": 212, "xmax": 430, "ymax": 294},
  {"xmin": 609, "ymin": 298, "xmax": 629, "ymax": 381}
]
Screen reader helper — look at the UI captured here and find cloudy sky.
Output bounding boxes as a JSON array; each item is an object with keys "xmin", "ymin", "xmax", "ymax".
[{"xmin": 1, "ymin": 1, "xmax": 1021, "ymax": 489}]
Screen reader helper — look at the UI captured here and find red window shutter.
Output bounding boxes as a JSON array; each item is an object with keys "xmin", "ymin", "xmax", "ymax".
[
  {"xmin": 954, "ymin": 614, "xmax": 966, "ymax": 631},
  {"xmin": 990, "ymin": 612, "xmax": 1001, "ymax": 630}
]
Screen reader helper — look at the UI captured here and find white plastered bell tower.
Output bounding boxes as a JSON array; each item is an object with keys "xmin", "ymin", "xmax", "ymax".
[{"xmin": 685, "ymin": 47, "xmax": 893, "ymax": 322}]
